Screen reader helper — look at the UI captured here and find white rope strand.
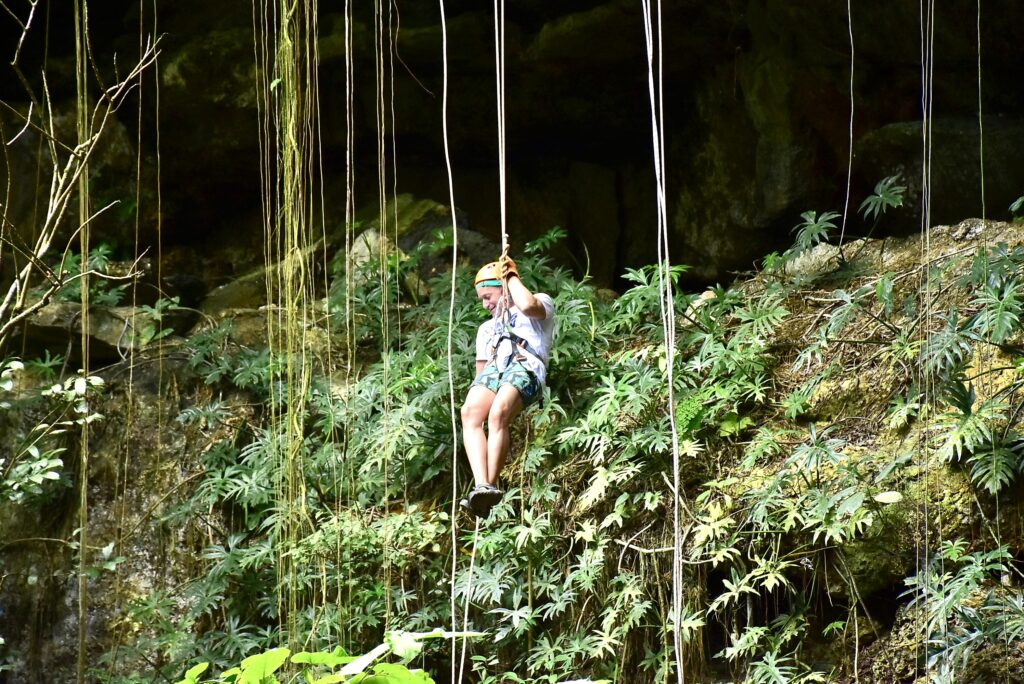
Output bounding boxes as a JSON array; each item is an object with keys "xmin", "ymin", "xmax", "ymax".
[
  {"xmin": 493, "ymin": 0, "xmax": 508, "ymax": 253},
  {"xmin": 457, "ymin": 521, "xmax": 481, "ymax": 684},
  {"xmin": 917, "ymin": 0, "xmax": 937, "ymax": 675},
  {"xmin": 640, "ymin": 1, "xmax": 684, "ymax": 681},
  {"xmin": 437, "ymin": 0, "xmax": 461, "ymax": 679},
  {"xmin": 838, "ymin": 0, "xmax": 855, "ymax": 255},
  {"xmin": 976, "ymin": 0, "xmax": 985, "ymax": 221}
]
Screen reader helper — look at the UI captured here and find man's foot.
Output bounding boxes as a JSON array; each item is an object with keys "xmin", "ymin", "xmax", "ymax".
[
  {"xmin": 459, "ymin": 497, "xmax": 475, "ymax": 516},
  {"xmin": 468, "ymin": 484, "xmax": 503, "ymax": 517}
]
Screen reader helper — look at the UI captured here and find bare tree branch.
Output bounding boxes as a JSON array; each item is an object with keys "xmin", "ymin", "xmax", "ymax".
[{"xmin": 0, "ymin": 38, "xmax": 162, "ymax": 353}]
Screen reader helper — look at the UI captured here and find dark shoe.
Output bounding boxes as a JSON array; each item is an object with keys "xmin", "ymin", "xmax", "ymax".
[
  {"xmin": 468, "ymin": 484, "xmax": 503, "ymax": 517},
  {"xmin": 459, "ymin": 497, "xmax": 474, "ymax": 516}
]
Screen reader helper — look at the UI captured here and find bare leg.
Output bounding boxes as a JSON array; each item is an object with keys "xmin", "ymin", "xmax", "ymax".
[
  {"xmin": 461, "ymin": 385, "xmax": 495, "ymax": 486},
  {"xmin": 485, "ymin": 384, "xmax": 524, "ymax": 485}
]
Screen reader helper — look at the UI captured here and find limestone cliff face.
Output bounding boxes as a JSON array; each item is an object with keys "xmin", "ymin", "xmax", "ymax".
[{"xmin": 2, "ymin": 1, "xmax": 1021, "ymax": 290}]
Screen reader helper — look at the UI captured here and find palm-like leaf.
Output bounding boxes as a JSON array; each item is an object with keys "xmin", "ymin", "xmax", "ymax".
[
  {"xmin": 972, "ymin": 280, "xmax": 1022, "ymax": 343},
  {"xmin": 859, "ymin": 174, "xmax": 906, "ymax": 222}
]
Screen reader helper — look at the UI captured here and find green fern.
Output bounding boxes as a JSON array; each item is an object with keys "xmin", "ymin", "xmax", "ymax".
[
  {"xmin": 962, "ymin": 242, "xmax": 1024, "ymax": 289},
  {"xmin": 934, "ymin": 380, "xmax": 1006, "ymax": 463},
  {"xmin": 748, "ymin": 651, "xmax": 797, "ymax": 684},
  {"xmin": 789, "ymin": 424, "xmax": 846, "ymax": 473},
  {"xmin": 784, "ymin": 211, "xmax": 839, "ymax": 263},
  {"xmin": 859, "ymin": 174, "xmax": 906, "ymax": 222},
  {"xmin": 735, "ymin": 294, "xmax": 789, "ymax": 341},
  {"xmin": 886, "ymin": 391, "xmax": 921, "ymax": 430},
  {"xmin": 922, "ymin": 310, "xmax": 978, "ymax": 375},
  {"xmin": 523, "ymin": 225, "xmax": 568, "ymax": 255},
  {"xmin": 966, "ymin": 440, "xmax": 1020, "ymax": 494},
  {"xmin": 875, "ymin": 272, "xmax": 896, "ymax": 319},
  {"xmin": 972, "ymin": 280, "xmax": 1022, "ymax": 343},
  {"xmin": 824, "ymin": 287, "xmax": 871, "ymax": 338},
  {"xmin": 675, "ymin": 390, "xmax": 706, "ymax": 434}
]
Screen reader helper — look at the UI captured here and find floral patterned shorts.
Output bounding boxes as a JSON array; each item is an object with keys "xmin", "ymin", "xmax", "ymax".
[{"xmin": 471, "ymin": 361, "xmax": 542, "ymax": 407}]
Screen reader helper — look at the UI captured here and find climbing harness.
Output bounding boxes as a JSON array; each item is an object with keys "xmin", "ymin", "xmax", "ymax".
[{"xmin": 488, "ymin": 325, "xmax": 543, "ymax": 372}]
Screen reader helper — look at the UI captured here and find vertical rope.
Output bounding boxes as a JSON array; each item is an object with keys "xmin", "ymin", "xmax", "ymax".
[
  {"xmin": 436, "ymin": 0, "xmax": 461, "ymax": 679},
  {"xmin": 493, "ymin": 0, "xmax": 508, "ymax": 255},
  {"xmin": 838, "ymin": 0, "xmax": 855, "ymax": 256},
  {"xmin": 640, "ymin": 1, "xmax": 685, "ymax": 681},
  {"xmin": 388, "ymin": 0, "xmax": 403, "ymax": 348},
  {"xmin": 916, "ymin": 0, "xmax": 937, "ymax": 676},
  {"xmin": 976, "ymin": 0, "xmax": 985, "ymax": 223},
  {"xmin": 308, "ymin": 0, "xmax": 340, "ymax": 646},
  {"xmin": 152, "ymin": 0, "xmax": 166, "ymax": 547},
  {"xmin": 492, "ymin": 0, "xmax": 513, "ymax": 322},
  {"xmin": 457, "ymin": 521, "xmax": 481, "ymax": 683},
  {"xmin": 972, "ymin": 2, "xmax": 1005, "ymax": 673}
]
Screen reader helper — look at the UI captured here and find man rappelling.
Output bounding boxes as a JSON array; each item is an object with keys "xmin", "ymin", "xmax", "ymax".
[{"xmin": 460, "ymin": 256, "xmax": 556, "ymax": 518}]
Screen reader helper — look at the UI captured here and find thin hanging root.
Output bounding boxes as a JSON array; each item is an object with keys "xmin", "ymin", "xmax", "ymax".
[
  {"xmin": 74, "ymin": 2, "xmax": 92, "ymax": 682},
  {"xmin": 256, "ymin": 0, "xmax": 322, "ymax": 649}
]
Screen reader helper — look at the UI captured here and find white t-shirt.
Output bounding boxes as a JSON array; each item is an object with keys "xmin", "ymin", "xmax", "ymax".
[{"xmin": 476, "ymin": 293, "xmax": 556, "ymax": 385}]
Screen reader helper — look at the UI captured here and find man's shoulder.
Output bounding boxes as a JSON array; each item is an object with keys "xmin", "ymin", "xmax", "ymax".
[{"xmin": 534, "ymin": 293, "xmax": 556, "ymax": 322}]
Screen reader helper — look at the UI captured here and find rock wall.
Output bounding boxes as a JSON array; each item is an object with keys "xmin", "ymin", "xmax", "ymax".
[{"xmin": 3, "ymin": 1, "xmax": 1022, "ymax": 289}]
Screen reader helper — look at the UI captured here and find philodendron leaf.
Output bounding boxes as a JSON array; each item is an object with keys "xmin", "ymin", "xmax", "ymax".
[
  {"xmin": 239, "ymin": 648, "xmax": 290, "ymax": 683},
  {"xmin": 361, "ymin": 663, "xmax": 434, "ymax": 683},
  {"xmin": 174, "ymin": 662, "xmax": 209, "ymax": 684},
  {"xmin": 292, "ymin": 647, "xmax": 350, "ymax": 667}
]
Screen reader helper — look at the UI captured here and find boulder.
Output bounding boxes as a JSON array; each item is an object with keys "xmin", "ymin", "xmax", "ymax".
[
  {"xmin": 854, "ymin": 117, "xmax": 1024, "ymax": 233},
  {"xmin": 199, "ymin": 241, "xmax": 326, "ymax": 315},
  {"xmin": 17, "ymin": 301, "xmax": 192, "ymax": 364}
]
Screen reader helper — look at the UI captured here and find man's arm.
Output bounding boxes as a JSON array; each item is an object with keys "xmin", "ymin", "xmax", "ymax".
[
  {"xmin": 476, "ymin": 359, "xmax": 487, "ymax": 375},
  {"xmin": 505, "ymin": 275, "xmax": 547, "ymax": 319}
]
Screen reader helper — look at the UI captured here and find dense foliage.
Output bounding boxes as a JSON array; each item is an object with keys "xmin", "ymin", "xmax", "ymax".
[{"xmin": 5, "ymin": 203, "xmax": 1024, "ymax": 682}]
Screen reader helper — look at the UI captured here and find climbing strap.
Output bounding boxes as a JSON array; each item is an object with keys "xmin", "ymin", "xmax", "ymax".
[{"xmin": 489, "ymin": 327, "xmax": 543, "ymax": 371}]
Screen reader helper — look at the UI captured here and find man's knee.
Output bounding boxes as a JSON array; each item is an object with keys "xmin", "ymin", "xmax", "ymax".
[
  {"xmin": 461, "ymin": 399, "xmax": 487, "ymax": 426},
  {"xmin": 487, "ymin": 397, "xmax": 518, "ymax": 428}
]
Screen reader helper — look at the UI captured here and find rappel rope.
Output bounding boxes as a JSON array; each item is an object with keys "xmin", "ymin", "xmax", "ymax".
[
  {"xmin": 457, "ymin": 3, "xmax": 512, "ymax": 677},
  {"xmin": 837, "ymin": 0, "xmax": 855, "ymax": 256},
  {"xmin": 436, "ymin": 0, "xmax": 463, "ymax": 679},
  {"xmin": 639, "ymin": 0, "xmax": 686, "ymax": 681},
  {"xmin": 839, "ymin": 2, "xmax": 860, "ymax": 671},
  {"xmin": 456, "ymin": 519, "xmax": 481, "ymax": 683},
  {"xmin": 916, "ymin": 0, "xmax": 936, "ymax": 674},
  {"xmin": 494, "ymin": 0, "xmax": 512, "ymax": 324},
  {"xmin": 457, "ymin": 3, "xmax": 511, "ymax": 680},
  {"xmin": 440, "ymin": 1, "xmax": 512, "ymax": 680}
]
